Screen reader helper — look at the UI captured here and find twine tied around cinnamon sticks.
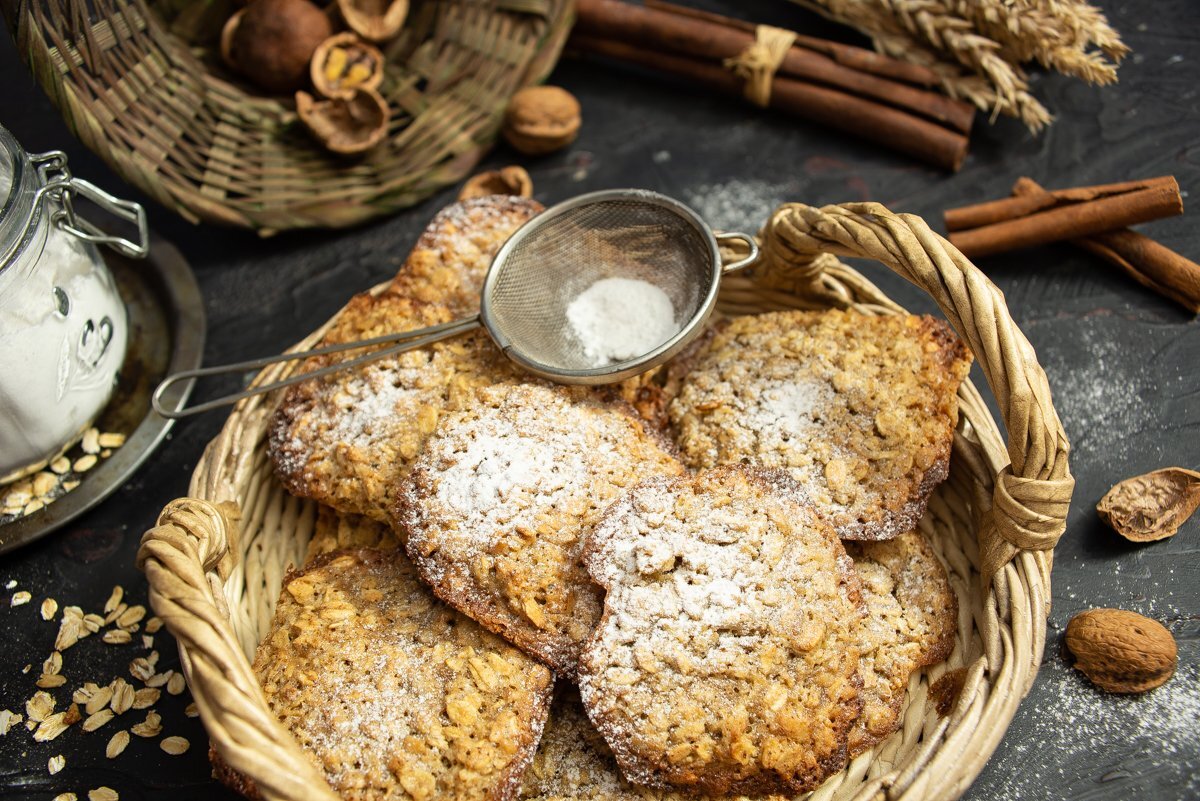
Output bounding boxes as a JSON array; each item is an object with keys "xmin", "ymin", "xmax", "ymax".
[{"xmin": 724, "ymin": 25, "xmax": 797, "ymax": 107}]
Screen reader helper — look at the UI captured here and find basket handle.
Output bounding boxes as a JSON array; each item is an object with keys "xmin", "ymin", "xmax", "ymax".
[
  {"xmin": 137, "ymin": 499, "xmax": 341, "ymax": 801},
  {"xmin": 758, "ymin": 202, "xmax": 1074, "ymax": 581}
]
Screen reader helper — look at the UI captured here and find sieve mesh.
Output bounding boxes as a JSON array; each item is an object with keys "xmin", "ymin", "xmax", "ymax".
[{"xmin": 484, "ymin": 196, "xmax": 716, "ymax": 373}]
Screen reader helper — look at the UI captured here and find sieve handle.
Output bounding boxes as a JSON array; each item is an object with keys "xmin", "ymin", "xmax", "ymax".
[
  {"xmin": 716, "ymin": 231, "xmax": 760, "ymax": 273},
  {"xmin": 152, "ymin": 316, "xmax": 482, "ymax": 419}
]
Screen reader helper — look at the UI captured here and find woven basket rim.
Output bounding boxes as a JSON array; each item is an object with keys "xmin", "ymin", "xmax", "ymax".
[{"xmin": 137, "ymin": 199, "xmax": 1073, "ymax": 801}]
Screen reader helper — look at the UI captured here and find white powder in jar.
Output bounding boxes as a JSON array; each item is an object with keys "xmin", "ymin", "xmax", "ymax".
[{"xmin": 566, "ymin": 277, "xmax": 676, "ymax": 367}]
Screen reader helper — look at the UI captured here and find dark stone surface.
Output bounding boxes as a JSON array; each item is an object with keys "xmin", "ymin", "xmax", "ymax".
[{"xmin": 1, "ymin": 2, "xmax": 1197, "ymax": 799}]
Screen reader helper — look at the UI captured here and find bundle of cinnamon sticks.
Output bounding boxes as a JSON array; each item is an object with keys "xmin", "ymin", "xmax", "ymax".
[
  {"xmin": 945, "ymin": 176, "xmax": 1200, "ymax": 313},
  {"xmin": 569, "ymin": 0, "xmax": 974, "ymax": 171}
]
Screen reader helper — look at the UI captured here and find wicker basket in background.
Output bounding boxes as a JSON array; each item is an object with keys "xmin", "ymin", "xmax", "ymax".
[
  {"xmin": 136, "ymin": 201, "xmax": 1073, "ymax": 801},
  {"xmin": 3, "ymin": 0, "xmax": 573, "ymax": 232}
]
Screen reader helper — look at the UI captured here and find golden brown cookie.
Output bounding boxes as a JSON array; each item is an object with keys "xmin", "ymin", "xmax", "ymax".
[
  {"xmin": 844, "ymin": 529, "xmax": 958, "ymax": 755},
  {"xmin": 670, "ymin": 310, "xmax": 971, "ymax": 541},
  {"xmin": 394, "ymin": 383, "xmax": 684, "ymax": 679},
  {"xmin": 304, "ymin": 503, "xmax": 400, "ymax": 564},
  {"xmin": 214, "ymin": 548, "xmax": 554, "ymax": 801},
  {"xmin": 578, "ymin": 466, "xmax": 866, "ymax": 796}
]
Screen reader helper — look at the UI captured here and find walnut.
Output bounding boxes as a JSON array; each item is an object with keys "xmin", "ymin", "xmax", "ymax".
[
  {"xmin": 337, "ymin": 0, "xmax": 408, "ymax": 42},
  {"xmin": 502, "ymin": 86, "xmax": 581, "ymax": 156},
  {"xmin": 1065, "ymin": 608, "xmax": 1177, "ymax": 694},
  {"xmin": 457, "ymin": 166, "xmax": 533, "ymax": 201},
  {"xmin": 223, "ymin": 0, "xmax": 334, "ymax": 94},
  {"xmin": 296, "ymin": 88, "xmax": 389, "ymax": 155},
  {"xmin": 1097, "ymin": 467, "xmax": 1200, "ymax": 542},
  {"xmin": 311, "ymin": 33, "xmax": 384, "ymax": 100}
]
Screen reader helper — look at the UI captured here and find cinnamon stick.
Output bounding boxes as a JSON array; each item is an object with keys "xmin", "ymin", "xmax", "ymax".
[
  {"xmin": 576, "ymin": 0, "xmax": 974, "ymax": 134},
  {"xmin": 1013, "ymin": 178, "xmax": 1200, "ymax": 313},
  {"xmin": 569, "ymin": 34, "xmax": 969, "ymax": 171},
  {"xmin": 642, "ymin": 0, "xmax": 946, "ymax": 89},
  {"xmin": 946, "ymin": 178, "xmax": 1183, "ymax": 258},
  {"xmin": 944, "ymin": 176, "xmax": 1179, "ymax": 231}
]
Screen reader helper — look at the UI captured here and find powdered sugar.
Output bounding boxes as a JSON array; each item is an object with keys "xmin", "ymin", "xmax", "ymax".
[{"xmin": 566, "ymin": 277, "xmax": 677, "ymax": 367}]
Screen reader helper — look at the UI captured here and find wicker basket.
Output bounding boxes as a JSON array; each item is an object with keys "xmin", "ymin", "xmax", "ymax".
[
  {"xmin": 137, "ymin": 201, "xmax": 1073, "ymax": 801},
  {"xmin": 3, "ymin": 0, "xmax": 572, "ymax": 232}
]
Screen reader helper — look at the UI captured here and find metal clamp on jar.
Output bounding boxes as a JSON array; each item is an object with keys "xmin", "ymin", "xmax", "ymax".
[{"xmin": 0, "ymin": 123, "xmax": 149, "ymax": 483}]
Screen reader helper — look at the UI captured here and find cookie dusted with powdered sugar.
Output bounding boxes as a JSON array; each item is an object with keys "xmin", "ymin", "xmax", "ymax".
[
  {"xmin": 394, "ymin": 383, "xmax": 685, "ymax": 679},
  {"xmin": 844, "ymin": 529, "xmax": 958, "ymax": 755},
  {"xmin": 670, "ymin": 310, "xmax": 971, "ymax": 541},
  {"xmin": 214, "ymin": 548, "xmax": 554, "ymax": 801},
  {"xmin": 578, "ymin": 466, "xmax": 866, "ymax": 796}
]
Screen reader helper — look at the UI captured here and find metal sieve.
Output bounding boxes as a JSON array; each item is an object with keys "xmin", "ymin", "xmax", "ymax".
[{"xmin": 154, "ymin": 189, "xmax": 759, "ymax": 418}]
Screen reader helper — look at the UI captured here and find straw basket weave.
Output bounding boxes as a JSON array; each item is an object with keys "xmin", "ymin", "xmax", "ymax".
[
  {"xmin": 3, "ymin": 0, "xmax": 572, "ymax": 232},
  {"xmin": 137, "ymin": 201, "xmax": 1073, "ymax": 801}
]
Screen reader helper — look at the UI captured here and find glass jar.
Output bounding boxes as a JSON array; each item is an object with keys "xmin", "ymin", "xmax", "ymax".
[{"xmin": 0, "ymin": 123, "xmax": 148, "ymax": 482}]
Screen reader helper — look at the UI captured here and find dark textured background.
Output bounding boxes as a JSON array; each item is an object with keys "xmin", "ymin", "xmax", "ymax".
[{"xmin": 1, "ymin": 1, "xmax": 1197, "ymax": 799}]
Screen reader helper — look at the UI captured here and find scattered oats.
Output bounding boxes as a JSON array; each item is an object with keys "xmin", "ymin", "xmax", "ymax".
[
  {"xmin": 116, "ymin": 605, "xmax": 145, "ymax": 629},
  {"xmin": 11, "ymin": 590, "xmax": 31, "ymax": 606},
  {"xmin": 4, "ymin": 579, "xmax": 15, "ymax": 589},
  {"xmin": 160, "ymin": 735, "xmax": 190, "ymax": 755},
  {"xmin": 132, "ymin": 688, "xmax": 159, "ymax": 710},
  {"xmin": 51, "ymin": 456, "xmax": 71, "ymax": 474},
  {"xmin": 33, "ymin": 472, "xmax": 57, "ymax": 497},
  {"xmin": 129, "ymin": 658, "xmax": 153, "ymax": 682},
  {"xmin": 104, "ymin": 586, "xmax": 124, "ymax": 614},
  {"xmin": 37, "ymin": 674, "xmax": 67, "ymax": 689},
  {"xmin": 184, "ymin": 702, "xmax": 198, "ymax": 718},
  {"xmin": 83, "ymin": 613, "xmax": 105, "ymax": 633},
  {"xmin": 104, "ymin": 602, "xmax": 126, "ymax": 625},
  {"xmin": 130, "ymin": 710, "xmax": 161, "ymax": 738},
  {"xmin": 21, "ymin": 664, "xmax": 31, "ymax": 673},
  {"xmin": 100, "ymin": 449, "xmax": 112, "ymax": 458},
  {"xmin": 43, "ymin": 651, "xmax": 62, "ymax": 675},
  {"xmin": 106, "ymin": 729, "xmax": 130, "ymax": 758},
  {"xmin": 98, "ymin": 432, "xmax": 125, "ymax": 449},
  {"xmin": 33, "ymin": 711, "xmax": 69, "ymax": 741},
  {"xmin": 48, "ymin": 754, "xmax": 65, "ymax": 774},
  {"xmin": 74, "ymin": 682, "xmax": 101, "ymax": 704},
  {"xmin": 85, "ymin": 686, "xmax": 114, "ymax": 716},
  {"xmin": 62, "ymin": 480, "xmax": 80, "ymax": 491},
  {"xmin": 81, "ymin": 428, "xmax": 100, "ymax": 455},
  {"xmin": 103, "ymin": 629, "xmax": 132, "ymax": 645},
  {"xmin": 147, "ymin": 650, "xmax": 160, "ymax": 667},
  {"xmin": 27, "ymin": 691, "xmax": 54, "ymax": 721},
  {"xmin": 24, "ymin": 499, "xmax": 45, "ymax": 514},
  {"xmin": 110, "ymin": 680, "xmax": 134, "ymax": 715},
  {"xmin": 166, "ymin": 672, "xmax": 186, "ymax": 696},
  {"xmin": 54, "ymin": 794, "xmax": 77, "ymax": 801},
  {"xmin": 63, "ymin": 704, "xmax": 82, "ymax": 726},
  {"xmin": 25, "ymin": 719, "xmax": 37, "ymax": 731},
  {"xmin": 5, "ymin": 489, "xmax": 31, "ymax": 508},
  {"xmin": 63, "ymin": 604, "xmax": 84, "ymax": 618},
  {"xmin": 88, "ymin": 788, "xmax": 118, "ymax": 801},
  {"xmin": 82, "ymin": 709, "xmax": 114, "ymax": 732},
  {"xmin": 146, "ymin": 670, "xmax": 172, "ymax": 689},
  {"xmin": 144, "ymin": 616, "xmax": 163, "ymax": 634},
  {"xmin": 56, "ymin": 615, "xmax": 82, "ymax": 651},
  {"xmin": 141, "ymin": 635, "xmax": 153, "ymax": 649},
  {"xmin": 0, "ymin": 709, "xmax": 20, "ymax": 735},
  {"xmin": 73, "ymin": 454, "xmax": 98, "ymax": 473},
  {"xmin": 41, "ymin": 598, "xmax": 58, "ymax": 620}
]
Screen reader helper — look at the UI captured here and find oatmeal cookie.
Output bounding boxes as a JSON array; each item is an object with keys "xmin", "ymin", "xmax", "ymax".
[
  {"xmin": 844, "ymin": 529, "xmax": 958, "ymax": 755},
  {"xmin": 578, "ymin": 466, "xmax": 866, "ymax": 796},
  {"xmin": 213, "ymin": 548, "xmax": 554, "ymax": 801},
  {"xmin": 304, "ymin": 503, "xmax": 400, "ymax": 564},
  {"xmin": 394, "ymin": 383, "xmax": 684, "ymax": 679},
  {"xmin": 670, "ymin": 309, "xmax": 971, "ymax": 540}
]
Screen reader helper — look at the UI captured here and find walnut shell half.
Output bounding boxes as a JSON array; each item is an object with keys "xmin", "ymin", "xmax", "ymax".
[
  {"xmin": 337, "ymin": 0, "xmax": 408, "ymax": 43},
  {"xmin": 296, "ymin": 88, "xmax": 389, "ymax": 155},
  {"xmin": 311, "ymin": 32, "xmax": 384, "ymax": 100},
  {"xmin": 1065, "ymin": 608, "xmax": 1177, "ymax": 694},
  {"xmin": 457, "ymin": 166, "xmax": 533, "ymax": 201},
  {"xmin": 502, "ymin": 86, "xmax": 581, "ymax": 156},
  {"xmin": 1097, "ymin": 467, "xmax": 1200, "ymax": 542}
]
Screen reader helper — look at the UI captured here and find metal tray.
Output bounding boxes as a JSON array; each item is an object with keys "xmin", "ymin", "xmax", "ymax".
[{"xmin": 0, "ymin": 234, "xmax": 205, "ymax": 554}]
